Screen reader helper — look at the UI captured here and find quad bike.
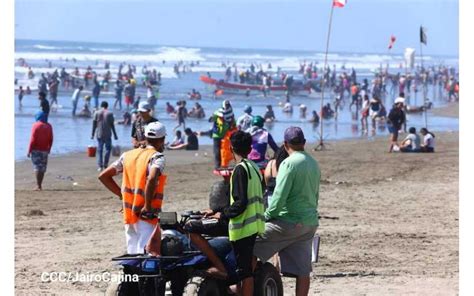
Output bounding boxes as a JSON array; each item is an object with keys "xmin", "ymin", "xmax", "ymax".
[{"xmin": 106, "ymin": 211, "xmax": 283, "ymax": 296}]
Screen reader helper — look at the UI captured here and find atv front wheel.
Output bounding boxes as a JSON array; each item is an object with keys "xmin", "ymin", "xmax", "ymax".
[{"xmin": 105, "ymin": 280, "xmax": 138, "ymax": 296}]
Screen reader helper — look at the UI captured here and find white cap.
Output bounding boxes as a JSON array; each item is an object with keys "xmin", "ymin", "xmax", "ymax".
[
  {"xmin": 144, "ymin": 122, "xmax": 166, "ymax": 139},
  {"xmin": 394, "ymin": 97, "xmax": 405, "ymax": 105},
  {"xmin": 138, "ymin": 102, "xmax": 151, "ymax": 112}
]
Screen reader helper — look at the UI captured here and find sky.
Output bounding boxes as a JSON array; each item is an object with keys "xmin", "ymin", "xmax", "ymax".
[{"xmin": 15, "ymin": 0, "xmax": 459, "ymax": 56}]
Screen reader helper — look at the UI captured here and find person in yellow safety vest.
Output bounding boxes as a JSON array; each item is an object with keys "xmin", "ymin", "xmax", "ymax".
[
  {"xmin": 99, "ymin": 121, "xmax": 168, "ymax": 254},
  {"xmin": 206, "ymin": 130, "xmax": 265, "ymax": 296}
]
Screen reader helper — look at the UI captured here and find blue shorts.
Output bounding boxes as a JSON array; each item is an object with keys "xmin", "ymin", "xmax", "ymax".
[{"xmin": 31, "ymin": 150, "xmax": 49, "ymax": 173}]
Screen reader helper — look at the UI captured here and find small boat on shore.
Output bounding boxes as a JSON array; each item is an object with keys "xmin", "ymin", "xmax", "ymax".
[{"xmin": 200, "ymin": 75, "xmax": 320, "ymax": 96}]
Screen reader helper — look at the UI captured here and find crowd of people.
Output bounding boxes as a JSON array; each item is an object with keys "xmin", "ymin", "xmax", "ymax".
[
  {"xmin": 17, "ymin": 59, "xmax": 459, "ymax": 137},
  {"xmin": 27, "ymin": 85, "xmax": 441, "ymax": 191},
  {"xmin": 22, "ymin": 58, "xmax": 453, "ymax": 296}
]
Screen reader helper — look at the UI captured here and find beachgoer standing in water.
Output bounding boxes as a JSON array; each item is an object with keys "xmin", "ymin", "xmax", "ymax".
[
  {"xmin": 124, "ymin": 80, "xmax": 134, "ymax": 110},
  {"xmin": 27, "ymin": 111, "xmax": 53, "ymax": 190},
  {"xmin": 146, "ymin": 83, "xmax": 158, "ymax": 113},
  {"xmin": 173, "ymin": 101, "xmax": 187, "ymax": 131},
  {"xmin": 92, "ymin": 78, "xmax": 101, "ymax": 109},
  {"xmin": 360, "ymin": 94, "xmax": 370, "ymax": 133},
  {"xmin": 92, "ymin": 101, "xmax": 118, "ymax": 171},
  {"xmin": 264, "ymin": 105, "xmax": 276, "ymax": 122},
  {"xmin": 237, "ymin": 105, "xmax": 253, "ymax": 131},
  {"xmin": 38, "ymin": 74, "xmax": 48, "ymax": 96},
  {"xmin": 166, "ymin": 102, "xmax": 175, "ymax": 114},
  {"xmin": 38, "ymin": 91, "xmax": 50, "ymax": 121},
  {"xmin": 71, "ymin": 85, "xmax": 83, "ymax": 116},
  {"xmin": 18, "ymin": 86, "xmax": 24, "ymax": 109},
  {"xmin": 114, "ymin": 80, "xmax": 124, "ymax": 110},
  {"xmin": 368, "ymin": 96, "xmax": 384, "ymax": 132},
  {"xmin": 49, "ymin": 78, "xmax": 59, "ymax": 108}
]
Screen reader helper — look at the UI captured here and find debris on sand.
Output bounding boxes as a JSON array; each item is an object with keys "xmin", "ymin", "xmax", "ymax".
[
  {"xmin": 56, "ymin": 175, "xmax": 74, "ymax": 181},
  {"xmin": 320, "ymin": 215, "xmax": 339, "ymax": 220},
  {"xmin": 25, "ymin": 209, "xmax": 45, "ymax": 216}
]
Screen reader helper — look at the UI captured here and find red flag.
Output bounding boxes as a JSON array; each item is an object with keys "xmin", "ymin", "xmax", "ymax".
[
  {"xmin": 388, "ymin": 35, "xmax": 396, "ymax": 50},
  {"xmin": 333, "ymin": 0, "xmax": 347, "ymax": 7}
]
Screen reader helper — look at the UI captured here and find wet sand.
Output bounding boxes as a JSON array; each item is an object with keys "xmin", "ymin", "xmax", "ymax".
[
  {"xmin": 432, "ymin": 102, "xmax": 459, "ymax": 118},
  {"xmin": 15, "ymin": 132, "xmax": 459, "ymax": 295}
]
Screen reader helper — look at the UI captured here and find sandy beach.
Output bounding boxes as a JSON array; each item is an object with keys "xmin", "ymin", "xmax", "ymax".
[{"xmin": 14, "ymin": 126, "xmax": 459, "ymax": 295}]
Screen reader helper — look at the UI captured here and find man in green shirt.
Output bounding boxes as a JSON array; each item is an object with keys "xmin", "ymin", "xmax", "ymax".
[{"xmin": 253, "ymin": 126, "xmax": 320, "ymax": 296}]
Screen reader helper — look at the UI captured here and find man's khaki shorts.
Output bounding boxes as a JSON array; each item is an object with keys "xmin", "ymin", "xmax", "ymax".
[{"xmin": 254, "ymin": 219, "xmax": 317, "ymax": 276}]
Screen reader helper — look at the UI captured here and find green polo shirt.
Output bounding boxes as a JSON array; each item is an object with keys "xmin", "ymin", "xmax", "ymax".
[{"xmin": 265, "ymin": 151, "xmax": 320, "ymax": 226}]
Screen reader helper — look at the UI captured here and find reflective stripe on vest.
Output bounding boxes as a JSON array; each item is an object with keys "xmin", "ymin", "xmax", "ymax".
[
  {"xmin": 122, "ymin": 147, "xmax": 167, "ymax": 225},
  {"xmin": 228, "ymin": 159, "xmax": 265, "ymax": 241}
]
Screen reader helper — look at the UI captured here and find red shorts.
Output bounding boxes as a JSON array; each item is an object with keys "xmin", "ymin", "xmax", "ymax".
[{"xmin": 125, "ymin": 96, "xmax": 134, "ymax": 105}]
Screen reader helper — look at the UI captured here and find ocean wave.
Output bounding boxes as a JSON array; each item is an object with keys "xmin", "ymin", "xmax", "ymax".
[
  {"xmin": 33, "ymin": 44, "xmax": 60, "ymax": 50},
  {"xmin": 205, "ymin": 53, "xmax": 281, "ymax": 61},
  {"xmin": 89, "ymin": 47, "xmax": 124, "ymax": 53},
  {"xmin": 15, "ymin": 47, "xmax": 205, "ymax": 63}
]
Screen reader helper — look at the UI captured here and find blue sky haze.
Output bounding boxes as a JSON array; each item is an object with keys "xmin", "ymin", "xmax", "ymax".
[{"xmin": 15, "ymin": 0, "xmax": 459, "ymax": 55}]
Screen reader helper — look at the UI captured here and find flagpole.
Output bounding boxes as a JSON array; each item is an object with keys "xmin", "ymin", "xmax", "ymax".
[
  {"xmin": 420, "ymin": 27, "xmax": 428, "ymax": 129},
  {"xmin": 315, "ymin": 2, "xmax": 335, "ymax": 151}
]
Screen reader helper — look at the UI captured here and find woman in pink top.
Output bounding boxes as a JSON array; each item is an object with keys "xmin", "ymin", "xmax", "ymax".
[{"xmin": 27, "ymin": 111, "xmax": 53, "ymax": 190}]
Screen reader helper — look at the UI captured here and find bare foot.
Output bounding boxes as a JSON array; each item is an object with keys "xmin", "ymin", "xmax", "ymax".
[{"xmin": 34, "ymin": 187, "xmax": 42, "ymax": 191}]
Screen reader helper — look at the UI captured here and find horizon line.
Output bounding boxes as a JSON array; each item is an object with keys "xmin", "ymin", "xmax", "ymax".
[{"xmin": 14, "ymin": 38, "xmax": 459, "ymax": 58}]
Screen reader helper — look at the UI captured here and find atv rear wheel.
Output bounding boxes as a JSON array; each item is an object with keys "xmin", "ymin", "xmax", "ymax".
[{"xmin": 254, "ymin": 262, "xmax": 283, "ymax": 296}]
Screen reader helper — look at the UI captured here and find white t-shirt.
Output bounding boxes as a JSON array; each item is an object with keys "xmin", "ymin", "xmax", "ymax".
[
  {"xmin": 147, "ymin": 87, "xmax": 154, "ymax": 99},
  {"xmin": 112, "ymin": 147, "xmax": 165, "ymax": 175},
  {"xmin": 404, "ymin": 133, "xmax": 421, "ymax": 150},
  {"xmin": 362, "ymin": 100, "xmax": 369, "ymax": 109},
  {"xmin": 72, "ymin": 88, "xmax": 81, "ymax": 102},
  {"xmin": 237, "ymin": 113, "xmax": 253, "ymax": 131},
  {"xmin": 424, "ymin": 133, "xmax": 435, "ymax": 148}
]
